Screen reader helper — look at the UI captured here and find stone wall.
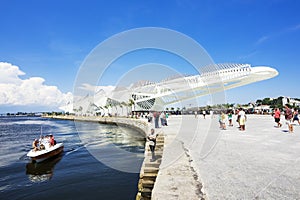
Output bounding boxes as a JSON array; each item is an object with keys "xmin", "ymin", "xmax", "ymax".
[{"xmin": 44, "ymin": 115, "xmax": 149, "ymax": 136}]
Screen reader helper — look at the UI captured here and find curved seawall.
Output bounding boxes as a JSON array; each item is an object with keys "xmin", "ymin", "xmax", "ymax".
[
  {"xmin": 43, "ymin": 115, "xmax": 164, "ymax": 199},
  {"xmin": 45, "ymin": 115, "xmax": 149, "ymax": 135}
]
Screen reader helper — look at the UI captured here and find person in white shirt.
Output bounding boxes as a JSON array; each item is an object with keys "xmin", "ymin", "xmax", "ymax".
[
  {"xmin": 147, "ymin": 128, "xmax": 158, "ymax": 162},
  {"xmin": 238, "ymin": 108, "xmax": 247, "ymax": 131}
]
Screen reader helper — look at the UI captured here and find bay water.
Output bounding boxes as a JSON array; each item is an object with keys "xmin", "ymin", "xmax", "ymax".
[{"xmin": 0, "ymin": 116, "xmax": 145, "ymax": 200}]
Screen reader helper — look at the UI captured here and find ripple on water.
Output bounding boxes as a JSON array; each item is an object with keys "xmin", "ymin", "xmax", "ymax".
[{"xmin": 0, "ymin": 116, "xmax": 144, "ymax": 200}]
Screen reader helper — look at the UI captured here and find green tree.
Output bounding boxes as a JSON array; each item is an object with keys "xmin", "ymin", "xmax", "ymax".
[
  {"xmin": 128, "ymin": 99, "xmax": 135, "ymax": 112},
  {"xmin": 256, "ymin": 99, "xmax": 262, "ymax": 106},
  {"xmin": 121, "ymin": 102, "xmax": 128, "ymax": 116},
  {"xmin": 269, "ymin": 97, "xmax": 284, "ymax": 109},
  {"xmin": 206, "ymin": 105, "xmax": 212, "ymax": 110},
  {"xmin": 262, "ymin": 98, "xmax": 272, "ymax": 105},
  {"xmin": 104, "ymin": 105, "xmax": 109, "ymax": 114}
]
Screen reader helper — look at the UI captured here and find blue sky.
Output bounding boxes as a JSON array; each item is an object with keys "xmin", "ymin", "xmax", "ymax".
[{"xmin": 0, "ymin": 0, "xmax": 300, "ymax": 112}]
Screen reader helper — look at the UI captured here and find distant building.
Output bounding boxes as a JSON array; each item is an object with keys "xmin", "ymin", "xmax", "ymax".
[
  {"xmin": 254, "ymin": 105, "xmax": 271, "ymax": 114},
  {"xmin": 282, "ymin": 97, "xmax": 300, "ymax": 107},
  {"xmin": 61, "ymin": 63, "xmax": 278, "ymax": 116}
]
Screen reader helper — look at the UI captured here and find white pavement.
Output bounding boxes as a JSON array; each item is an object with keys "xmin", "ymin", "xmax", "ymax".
[{"xmin": 152, "ymin": 114, "xmax": 300, "ymax": 199}]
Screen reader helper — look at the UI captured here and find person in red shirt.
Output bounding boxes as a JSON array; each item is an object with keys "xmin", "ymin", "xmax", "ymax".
[
  {"xmin": 274, "ymin": 108, "xmax": 282, "ymax": 127},
  {"xmin": 49, "ymin": 134, "xmax": 55, "ymax": 146}
]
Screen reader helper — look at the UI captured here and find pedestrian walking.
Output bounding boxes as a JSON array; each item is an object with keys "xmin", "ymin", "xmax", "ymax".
[
  {"xmin": 162, "ymin": 112, "xmax": 167, "ymax": 126},
  {"xmin": 274, "ymin": 108, "xmax": 282, "ymax": 127},
  {"xmin": 285, "ymin": 104, "xmax": 293, "ymax": 133},
  {"xmin": 228, "ymin": 111, "xmax": 233, "ymax": 126},
  {"xmin": 293, "ymin": 109, "xmax": 300, "ymax": 125},
  {"xmin": 153, "ymin": 111, "xmax": 160, "ymax": 128},
  {"xmin": 220, "ymin": 112, "xmax": 227, "ymax": 130},
  {"xmin": 238, "ymin": 108, "xmax": 247, "ymax": 131},
  {"xmin": 160, "ymin": 112, "xmax": 165, "ymax": 126}
]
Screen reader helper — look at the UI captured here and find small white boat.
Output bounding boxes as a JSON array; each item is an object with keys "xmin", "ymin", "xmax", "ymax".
[{"xmin": 27, "ymin": 143, "xmax": 64, "ymax": 163}]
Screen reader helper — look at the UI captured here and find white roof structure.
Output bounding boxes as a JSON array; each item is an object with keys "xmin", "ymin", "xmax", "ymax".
[
  {"xmin": 65, "ymin": 63, "xmax": 278, "ymax": 114},
  {"xmin": 128, "ymin": 63, "xmax": 278, "ymax": 111}
]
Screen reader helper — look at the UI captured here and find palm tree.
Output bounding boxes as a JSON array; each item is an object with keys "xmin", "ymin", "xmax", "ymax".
[
  {"xmin": 114, "ymin": 103, "xmax": 119, "ymax": 116},
  {"xmin": 119, "ymin": 102, "xmax": 127, "ymax": 116},
  {"xmin": 95, "ymin": 104, "xmax": 104, "ymax": 116},
  {"xmin": 128, "ymin": 99, "xmax": 135, "ymax": 113},
  {"xmin": 78, "ymin": 106, "xmax": 83, "ymax": 115},
  {"xmin": 108, "ymin": 103, "xmax": 113, "ymax": 115},
  {"xmin": 118, "ymin": 104, "xmax": 123, "ymax": 116},
  {"xmin": 104, "ymin": 105, "xmax": 109, "ymax": 115}
]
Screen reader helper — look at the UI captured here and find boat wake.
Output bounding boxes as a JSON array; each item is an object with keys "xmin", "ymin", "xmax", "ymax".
[
  {"xmin": 19, "ymin": 153, "xmax": 31, "ymax": 161},
  {"xmin": 64, "ymin": 145, "xmax": 85, "ymax": 156}
]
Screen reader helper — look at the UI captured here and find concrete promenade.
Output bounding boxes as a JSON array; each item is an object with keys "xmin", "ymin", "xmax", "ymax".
[{"xmin": 152, "ymin": 114, "xmax": 300, "ymax": 199}]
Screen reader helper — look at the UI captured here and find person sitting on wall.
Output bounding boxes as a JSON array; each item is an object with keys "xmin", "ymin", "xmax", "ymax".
[{"xmin": 147, "ymin": 128, "xmax": 158, "ymax": 162}]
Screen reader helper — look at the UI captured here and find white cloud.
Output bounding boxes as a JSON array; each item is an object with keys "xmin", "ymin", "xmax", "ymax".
[
  {"xmin": 254, "ymin": 23, "xmax": 300, "ymax": 47},
  {"xmin": 0, "ymin": 62, "xmax": 72, "ymax": 110},
  {"xmin": 288, "ymin": 24, "xmax": 300, "ymax": 31},
  {"xmin": 238, "ymin": 50, "xmax": 258, "ymax": 60},
  {"xmin": 0, "ymin": 62, "xmax": 25, "ymax": 84},
  {"xmin": 78, "ymin": 83, "xmax": 115, "ymax": 93},
  {"xmin": 254, "ymin": 36, "xmax": 269, "ymax": 46}
]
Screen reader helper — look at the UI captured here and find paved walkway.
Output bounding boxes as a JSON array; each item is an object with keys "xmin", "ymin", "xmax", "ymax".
[{"xmin": 152, "ymin": 114, "xmax": 300, "ymax": 199}]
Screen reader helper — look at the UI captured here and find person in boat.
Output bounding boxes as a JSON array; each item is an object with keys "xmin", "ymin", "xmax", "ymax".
[
  {"xmin": 38, "ymin": 136, "xmax": 45, "ymax": 150},
  {"xmin": 49, "ymin": 134, "xmax": 56, "ymax": 146},
  {"xmin": 32, "ymin": 139, "xmax": 39, "ymax": 151},
  {"xmin": 40, "ymin": 135, "xmax": 50, "ymax": 148},
  {"xmin": 39, "ymin": 135, "xmax": 44, "ymax": 143}
]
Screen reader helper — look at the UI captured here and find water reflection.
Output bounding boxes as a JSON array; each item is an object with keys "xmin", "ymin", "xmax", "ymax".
[
  {"xmin": 76, "ymin": 122, "xmax": 146, "ymax": 173},
  {"xmin": 26, "ymin": 153, "xmax": 62, "ymax": 183}
]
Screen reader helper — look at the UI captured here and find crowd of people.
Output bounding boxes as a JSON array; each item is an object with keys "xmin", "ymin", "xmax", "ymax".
[
  {"xmin": 147, "ymin": 111, "xmax": 168, "ymax": 128},
  {"xmin": 273, "ymin": 104, "xmax": 300, "ymax": 133},
  {"xmin": 215, "ymin": 104, "xmax": 299, "ymax": 133},
  {"xmin": 218, "ymin": 108, "xmax": 247, "ymax": 131},
  {"xmin": 144, "ymin": 106, "xmax": 300, "ymax": 162}
]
